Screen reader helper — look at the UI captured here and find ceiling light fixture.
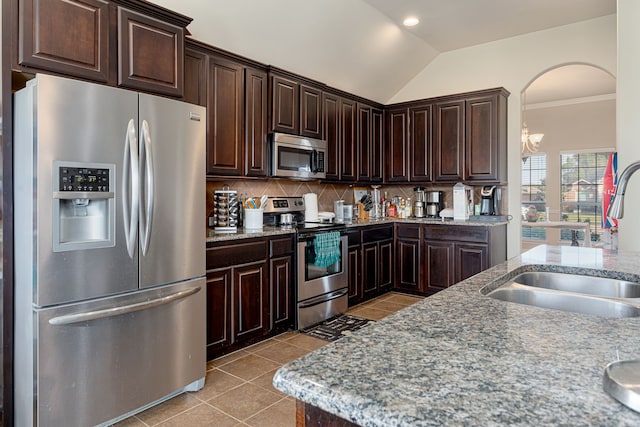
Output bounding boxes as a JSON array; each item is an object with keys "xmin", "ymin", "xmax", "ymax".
[{"xmin": 403, "ymin": 16, "xmax": 419, "ymax": 27}]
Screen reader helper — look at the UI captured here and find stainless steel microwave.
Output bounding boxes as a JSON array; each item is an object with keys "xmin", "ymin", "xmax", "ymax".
[{"xmin": 270, "ymin": 133, "xmax": 327, "ymax": 180}]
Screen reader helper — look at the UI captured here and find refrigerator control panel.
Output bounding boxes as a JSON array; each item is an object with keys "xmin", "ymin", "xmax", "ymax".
[{"xmin": 59, "ymin": 167, "xmax": 110, "ymax": 192}]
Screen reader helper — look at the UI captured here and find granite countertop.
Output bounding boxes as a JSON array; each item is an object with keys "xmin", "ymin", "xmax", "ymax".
[
  {"xmin": 273, "ymin": 245, "xmax": 640, "ymax": 426},
  {"xmin": 207, "ymin": 217, "xmax": 508, "ymax": 242},
  {"xmin": 206, "ymin": 225, "xmax": 296, "ymax": 243}
]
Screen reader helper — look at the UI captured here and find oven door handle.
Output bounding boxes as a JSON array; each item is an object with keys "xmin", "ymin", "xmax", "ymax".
[{"xmin": 298, "ymin": 289, "xmax": 348, "ymax": 309}]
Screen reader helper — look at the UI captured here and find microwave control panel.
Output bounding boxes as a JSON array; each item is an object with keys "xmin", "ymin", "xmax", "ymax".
[
  {"xmin": 59, "ymin": 167, "xmax": 110, "ymax": 192},
  {"xmin": 317, "ymin": 152, "xmax": 325, "ymax": 172}
]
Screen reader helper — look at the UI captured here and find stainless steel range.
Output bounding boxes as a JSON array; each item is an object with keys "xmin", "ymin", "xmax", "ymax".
[{"xmin": 263, "ymin": 197, "xmax": 348, "ymax": 329}]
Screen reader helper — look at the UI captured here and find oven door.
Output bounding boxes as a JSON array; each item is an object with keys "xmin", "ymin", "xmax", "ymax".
[{"xmin": 297, "ymin": 232, "xmax": 347, "ymax": 301}]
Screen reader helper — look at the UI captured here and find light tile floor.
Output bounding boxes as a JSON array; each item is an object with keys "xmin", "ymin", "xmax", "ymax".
[{"xmin": 115, "ymin": 292, "xmax": 424, "ymax": 426}]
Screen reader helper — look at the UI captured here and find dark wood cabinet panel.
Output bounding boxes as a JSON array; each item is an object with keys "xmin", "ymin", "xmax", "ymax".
[
  {"xmin": 362, "ymin": 242, "xmax": 379, "ymax": 298},
  {"xmin": 409, "ymin": 104, "xmax": 432, "ymax": 182},
  {"xmin": 233, "ymin": 262, "xmax": 268, "ymax": 343},
  {"xmin": 270, "ymin": 255, "xmax": 293, "ymax": 330},
  {"xmin": 357, "ymin": 104, "xmax": 371, "ymax": 181},
  {"xmin": 206, "ymin": 269, "xmax": 232, "ymax": 356},
  {"xmin": 395, "ymin": 239, "xmax": 421, "ymax": 292},
  {"xmin": 385, "ymin": 108, "xmax": 409, "ymax": 182},
  {"xmin": 347, "ymin": 245, "xmax": 362, "ymax": 305},
  {"xmin": 117, "ymin": 7, "xmax": 184, "ymax": 96},
  {"xmin": 465, "ymin": 93, "xmax": 507, "ymax": 183},
  {"xmin": 271, "ymin": 74, "xmax": 299, "ymax": 135},
  {"xmin": 424, "ymin": 240, "xmax": 455, "ymax": 291},
  {"xmin": 340, "ymin": 98, "xmax": 357, "ymax": 181},
  {"xmin": 357, "ymin": 104, "xmax": 384, "ymax": 183},
  {"xmin": 245, "ymin": 67, "xmax": 268, "ymax": 176},
  {"xmin": 323, "ymin": 92, "xmax": 341, "ymax": 180},
  {"xmin": 371, "ymin": 108, "xmax": 384, "ymax": 182},
  {"xmin": 19, "ymin": 0, "xmax": 110, "ymax": 82},
  {"xmin": 351, "ymin": 225, "xmax": 394, "ymax": 303},
  {"xmin": 183, "ymin": 47, "xmax": 207, "ymax": 106},
  {"xmin": 433, "ymin": 100, "xmax": 465, "ymax": 182},
  {"xmin": 300, "ymin": 84, "xmax": 323, "ymax": 139},
  {"xmin": 379, "ymin": 241, "xmax": 393, "ymax": 290},
  {"xmin": 456, "ymin": 243, "xmax": 488, "ymax": 282},
  {"xmin": 206, "ymin": 56, "xmax": 244, "ymax": 175}
]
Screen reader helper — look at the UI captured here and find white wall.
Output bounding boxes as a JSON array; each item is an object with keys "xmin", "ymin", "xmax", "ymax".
[
  {"xmin": 151, "ymin": 0, "xmax": 437, "ymax": 103},
  {"xmin": 616, "ymin": 0, "xmax": 640, "ymax": 251},
  {"xmin": 389, "ymin": 15, "xmax": 617, "ymax": 258}
]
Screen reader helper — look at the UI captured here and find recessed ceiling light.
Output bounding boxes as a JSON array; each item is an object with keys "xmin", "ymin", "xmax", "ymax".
[{"xmin": 403, "ymin": 16, "xmax": 419, "ymax": 27}]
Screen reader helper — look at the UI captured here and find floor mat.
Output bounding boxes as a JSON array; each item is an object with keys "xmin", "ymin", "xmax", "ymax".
[{"xmin": 302, "ymin": 315, "xmax": 374, "ymax": 342}]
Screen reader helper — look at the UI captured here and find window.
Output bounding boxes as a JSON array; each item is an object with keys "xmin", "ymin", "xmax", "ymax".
[
  {"xmin": 560, "ymin": 151, "xmax": 612, "ymax": 243},
  {"xmin": 521, "ymin": 154, "xmax": 546, "ymax": 240}
]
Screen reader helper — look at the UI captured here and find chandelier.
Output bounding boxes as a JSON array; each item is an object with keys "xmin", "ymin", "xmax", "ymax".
[{"xmin": 521, "ymin": 91, "xmax": 544, "ymax": 156}]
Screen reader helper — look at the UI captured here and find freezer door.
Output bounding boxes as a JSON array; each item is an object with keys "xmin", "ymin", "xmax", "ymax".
[
  {"xmin": 14, "ymin": 74, "xmax": 139, "ymax": 306},
  {"xmin": 138, "ymin": 94, "xmax": 206, "ymax": 287},
  {"xmin": 21, "ymin": 278, "xmax": 205, "ymax": 427}
]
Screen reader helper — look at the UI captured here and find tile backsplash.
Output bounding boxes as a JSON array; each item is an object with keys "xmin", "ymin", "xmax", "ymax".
[{"xmin": 205, "ymin": 179, "xmax": 497, "ymax": 219}]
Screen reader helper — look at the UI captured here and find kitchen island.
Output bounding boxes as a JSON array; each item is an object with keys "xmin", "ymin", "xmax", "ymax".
[{"xmin": 273, "ymin": 245, "xmax": 640, "ymax": 426}]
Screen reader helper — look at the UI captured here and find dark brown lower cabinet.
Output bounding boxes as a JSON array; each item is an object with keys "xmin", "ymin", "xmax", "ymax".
[
  {"xmin": 269, "ymin": 237, "xmax": 295, "ymax": 330},
  {"xmin": 206, "ymin": 235, "xmax": 293, "ymax": 360},
  {"xmin": 233, "ymin": 262, "xmax": 268, "ymax": 343},
  {"xmin": 395, "ymin": 224, "xmax": 421, "ymax": 293},
  {"xmin": 348, "ymin": 224, "xmax": 393, "ymax": 306},
  {"xmin": 394, "ymin": 223, "xmax": 506, "ymax": 296},
  {"xmin": 423, "ymin": 240, "xmax": 455, "ymax": 293},
  {"xmin": 347, "ymin": 228, "xmax": 362, "ymax": 305},
  {"xmin": 206, "ymin": 269, "xmax": 232, "ymax": 352}
]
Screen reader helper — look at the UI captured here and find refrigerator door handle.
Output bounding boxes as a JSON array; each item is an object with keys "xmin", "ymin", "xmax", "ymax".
[
  {"xmin": 48, "ymin": 286, "xmax": 202, "ymax": 326},
  {"xmin": 122, "ymin": 119, "xmax": 140, "ymax": 258},
  {"xmin": 140, "ymin": 120, "xmax": 155, "ymax": 256}
]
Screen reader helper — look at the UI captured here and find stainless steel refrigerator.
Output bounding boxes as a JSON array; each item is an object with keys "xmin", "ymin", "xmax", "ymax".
[{"xmin": 13, "ymin": 74, "xmax": 207, "ymax": 426}]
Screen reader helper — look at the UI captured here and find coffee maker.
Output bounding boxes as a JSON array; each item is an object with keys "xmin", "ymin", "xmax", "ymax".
[
  {"xmin": 480, "ymin": 185, "xmax": 501, "ymax": 215},
  {"xmin": 426, "ymin": 191, "xmax": 444, "ymax": 218}
]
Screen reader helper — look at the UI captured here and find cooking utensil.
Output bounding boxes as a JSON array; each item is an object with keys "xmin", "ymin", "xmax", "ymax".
[{"xmin": 259, "ymin": 195, "xmax": 268, "ymax": 209}]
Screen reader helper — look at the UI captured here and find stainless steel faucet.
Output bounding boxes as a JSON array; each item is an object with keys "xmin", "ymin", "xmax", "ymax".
[{"xmin": 607, "ymin": 160, "xmax": 640, "ymax": 219}]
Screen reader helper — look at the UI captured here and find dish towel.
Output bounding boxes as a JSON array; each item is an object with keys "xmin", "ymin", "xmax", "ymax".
[{"xmin": 313, "ymin": 232, "xmax": 341, "ymax": 267}]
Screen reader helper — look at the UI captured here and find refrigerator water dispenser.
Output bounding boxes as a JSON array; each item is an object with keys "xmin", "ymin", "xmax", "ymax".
[{"xmin": 53, "ymin": 161, "xmax": 116, "ymax": 251}]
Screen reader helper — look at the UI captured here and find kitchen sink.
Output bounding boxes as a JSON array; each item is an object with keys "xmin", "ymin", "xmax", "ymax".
[
  {"xmin": 510, "ymin": 272, "xmax": 640, "ymax": 298},
  {"xmin": 483, "ymin": 272, "xmax": 640, "ymax": 318}
]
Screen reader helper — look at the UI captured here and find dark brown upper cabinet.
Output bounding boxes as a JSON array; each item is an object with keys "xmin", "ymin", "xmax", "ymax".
[
  {"xmin": 117, "ymin": 7, "xmax": 184, "ymax": 97},
  {"xmin": 15, "ymin": 0, "xmax": 190, "ymax": 97},
  {"xmin": 270, "ymin": 74, "xmax": 299, "ymax": 135},
  {"xmin": 270, "ymin": 72, "xmax": 324, "ymax": 139},
  {"xmin": 371, "ymin": 108, "xmax": 384, "ymax": 182},
  {"xmin": 206, "ymin": 55, "xmax": 244, "ymax": 176},
  {"xmin": 300, "ymin": 84, "xmax": 323, "ymax": 139},
  {"xmin": 409, "ymin": 103, "xmax": 433, "ymax": 182},
  {"xmin": 465, "ymin": 92, "xmax": 508, "ymax": 183},
  {"xmin": 18, "ymin": 0, "xmax": 110, "ymax": 82},
  {"xmin": 384, "ymin": 107, "xmax": 409, "ymax": 182},
  {"xmin": 323, "ymin": 92, "xmax": 341, "ymax": 181},
  {"xmin": 185, "ymin": 40, "xmax": 269, "ymax": 178},
  {"xmin": 184, "ymin": 47, "xmax": 207, "ymax": 106},
  {"xmin": 357, "ymin": 103, "xmax": 383, "ymax": 183},
  {"xmin": 386, "ymin": 88, "xmax": 508, "ymax": 184},
  {"xmin": 244, "ymin": 67, "xmax": 269, "ymax": 177},
  {"xmin": 433, "ymin": 100, "xmax": 465, "ymax": 182},
  {"xmin": 340, "ymin": 98, "xmax": 357, "ymax": 182}
]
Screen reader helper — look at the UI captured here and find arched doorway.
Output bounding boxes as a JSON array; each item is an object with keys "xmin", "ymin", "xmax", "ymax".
[{"xmin": 520, "ymin": 64, "xmax": 616, "ymax": 252}]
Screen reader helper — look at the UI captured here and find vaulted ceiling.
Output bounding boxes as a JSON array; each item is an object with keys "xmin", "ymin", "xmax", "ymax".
[{"xmin": 152, "ymin": 0, "xmax": 616, "ymax": 104}]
